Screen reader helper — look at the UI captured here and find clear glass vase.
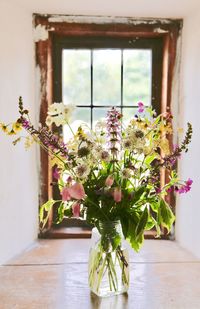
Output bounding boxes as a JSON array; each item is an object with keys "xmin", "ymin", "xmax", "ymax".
[{"xmin": 88, "ymin": 220, "xmax": 129, "ymax": 297}]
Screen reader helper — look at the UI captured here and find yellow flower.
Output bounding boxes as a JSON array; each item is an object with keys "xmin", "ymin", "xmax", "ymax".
[
  {"xmin": 160, "ymin": 138, "xmax": 170, "ymax": 155},
  {"xmin": 8, "ymin": 129, "xmax": 16, "ymax": 135},
  {"xmin": 12, "ymin": 121, "xmax": 22, "ymax": 133},
  {"xmin": 0, "ymin": 123, "xmax": 9, "ymax": 134},
  {"xmin": 75, "ymin": 127, "xmax": 87, "ymax": 140},
  {"xmin": 159, "ymin": 123, "xmax": 173, "ymax": 134}
]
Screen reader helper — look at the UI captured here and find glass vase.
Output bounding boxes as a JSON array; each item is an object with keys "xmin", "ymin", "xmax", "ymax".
[{"xmin": 88, "ymin": 220, "xmax": 129, "ymax": 297}]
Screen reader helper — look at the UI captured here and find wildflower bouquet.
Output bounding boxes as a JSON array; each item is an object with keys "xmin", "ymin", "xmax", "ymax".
[{"xmin": 1, "ymin": 97, "xmax": 192, "ymax": 296}]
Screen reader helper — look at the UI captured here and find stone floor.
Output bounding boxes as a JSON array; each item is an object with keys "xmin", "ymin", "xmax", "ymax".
[{"xmin": 0, "ymin": 239, "xmax": 200, "ymax": 309}]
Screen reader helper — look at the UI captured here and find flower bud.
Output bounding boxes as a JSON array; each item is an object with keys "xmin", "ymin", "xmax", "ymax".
[
  {"xmin": 113, "ymin": 187, "xmax": 122, "ymax": 203},
  {"xmin": 105, "ymin": 175, "xmax": 114, "ymax": 187}
]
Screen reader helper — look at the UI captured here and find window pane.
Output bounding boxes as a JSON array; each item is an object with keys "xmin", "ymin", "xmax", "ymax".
[
  {"xmin": 123, "ymin": 49, "xmax": 152, "ymax": 106},
  {"xmin": 62, "ymin": 50, "xmax": 91, "ymax": 105},
  {"xmin": 122, "ymin": 108, "xmax": 138, "ymax": 125},
  {"xmin": 93, "ymin": 50, "xmax": 121, "ymax": 106},
  {"xmin": 63, "ymin": 107, "xmax": 91, "ymax": 142}
]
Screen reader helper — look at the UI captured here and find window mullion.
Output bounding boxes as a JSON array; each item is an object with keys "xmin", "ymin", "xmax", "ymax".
[{"xmin": 91, "ymin": 49, "xmax": 93, "ymax": 129}]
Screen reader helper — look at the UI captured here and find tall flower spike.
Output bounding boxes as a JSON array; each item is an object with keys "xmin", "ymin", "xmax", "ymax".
[{"xmin": 106, "ymin": 107, "xmax": 122, "ymax": 161}]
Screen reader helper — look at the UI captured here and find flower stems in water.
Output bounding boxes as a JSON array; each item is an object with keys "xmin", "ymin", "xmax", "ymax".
[{"xmin": 88, "ymin": 244, "xmax": 129, "ymax": 296}]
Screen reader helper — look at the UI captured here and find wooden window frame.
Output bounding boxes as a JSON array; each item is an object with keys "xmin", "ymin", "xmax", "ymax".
[
  {"xmin": 53, "ymin": 36, "xmax": 162, "ymax": 127},
  {"xmin": 34, "ymin": 14, "xmax": 182, "ymax": 238}
]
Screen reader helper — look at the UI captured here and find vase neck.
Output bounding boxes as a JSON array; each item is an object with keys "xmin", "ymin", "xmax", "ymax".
[{"xmin": 98, "ymin": 220, "xmax": 123, "ymax": 238}]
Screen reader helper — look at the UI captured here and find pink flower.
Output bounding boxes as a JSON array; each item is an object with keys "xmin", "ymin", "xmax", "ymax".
[
  {"xmin": 178, "ymin": 178, "xmax": 193, "ymax": 194},
  {"xmin": 138, "ymin": 102, "xmax": 145, "ymax": 113},
  {"xmin": 186, "ymin": 178, "xmax": 193, "ymax": 186},
  {"xmin": 61, "ymin": 187, "xmax": 71, "ymax": 201},
  {"xmin": 53, "ymin": 167, "xmax": 60, "ymax": 180},
  {"xmin": 105, "ymin": 175, "xmax": 114, "ymax": 187},
  {"xmin": 113, "ymin": 187, "xmax": 122, "ymax": 203},
  {"xmin": 72, "ymin": 202, "xmax": 81, "ymax": 217},
  {"xmin": 68, "ymin": 182, "xmax": 85, "ymax": 200},
  {"xmin": 155, "ymin": 187, "xmax": 161, "ymax": 194},
  {"xmin": 67, "ymin": 176, "xmax": 73, "ymax": 184}
]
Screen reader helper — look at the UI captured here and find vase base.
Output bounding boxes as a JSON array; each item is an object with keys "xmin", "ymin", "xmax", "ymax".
[{"xmin": 90, "ymin": 288, "xmax": 128, "ymax": 298}]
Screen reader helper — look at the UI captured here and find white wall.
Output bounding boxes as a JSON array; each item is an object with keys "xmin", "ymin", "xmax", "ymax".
[
  {"xmin": 175, "ymin": 11, "xmax": 200, "ymax": 258},
  {"xmin": 0, "ymin": 1, "xmax": 38, "ymax": 264}
]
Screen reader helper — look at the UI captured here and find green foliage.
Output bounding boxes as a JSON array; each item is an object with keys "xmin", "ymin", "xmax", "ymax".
[
  {"xmin": 39, "ymin": 199, "xmax": 56, "ymax": 229},
  {"xmin": 158, "ymin": 199, "xmax": 175, "ymax": 233}
]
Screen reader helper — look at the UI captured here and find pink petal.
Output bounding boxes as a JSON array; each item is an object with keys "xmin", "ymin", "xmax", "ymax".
[
  {"xmin": 105, "ymin": 175, "xmax": 114, "ymax": 187},
  {"xmin": 53, "ymin": 167, "xmax": 60, "ymax": 180},
  {"xmin": 72, "ymin": 202, "xmax": 81, "ymax": 217},
  {"xmin": 68, "ymin": 182, "xmax": 85, "ymax": 200},
  {"xmin": 138, "ymin": 102, "xmax": 144, "ymax": 107},
  {"xmin": 61, "ymin": 187, "xmax": 71, "ymax": 201},
  {"xmin": 186, "ymin": 178, "xmax": 193, "ymax": 186},
  {"xmin": 113, "ymin": 187, "xmax": 122, "ymax": 203},
  {"xmin": 138, "ymin": 107, "xmax": 144, "ymax": 113}
]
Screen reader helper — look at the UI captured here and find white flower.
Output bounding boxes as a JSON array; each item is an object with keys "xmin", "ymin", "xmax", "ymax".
[
  {"xmin": 62, "ymin": 104, "xmax": 75, "ymax": 122},
  {"xmin": 95, "ymin": 118, "xmax": 107, "ymax": 132},
  {"xmin": 122, "ymin": 138, "xmax": 132, "ymax": 150},
  {"xmin": 47, "ymin": 103, "xmax": 75, "ymax": 126},
  {"xmin": 75, "ymin": 163, "xmax": 90, "ymax": 179},
  {"xmin": 98, "ymin": 150, "xmax": 110, "ymax": 162},
  {"xmin": 45, "ymin": 115, "xmax": 53, "ymax": 126},
  {"xmin": 48, "ymin": 103, "xmax": 65, "ymax": 116},
  {"xmin": 121, "ymin": 168, "xmax": 132, "ymax": 179}
]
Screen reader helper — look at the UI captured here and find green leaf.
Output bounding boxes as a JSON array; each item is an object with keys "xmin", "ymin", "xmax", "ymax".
[
  {"xmin": 56, "ymin": 202, "xmax": 65, "ymax": 223},
  {"xmin": 150, "ymin": 200, "xmax": 160, "ymax": 213},
  {"xmin": 39, "ymin": 199, "xmax": 56, "ymax": 229},
  {"xmin": 144, "ymin": 153, "xmax": 158, "ymax": 167},
  {"xmin": 135, "ymin": 207, "xmax": 149, "ymax": 238},
  {"xmin": 125, "ymin": 211, "xmax": 146, "ymax": 252},
  {"xmin": 145, "ymin": 214, "xmax": 155, "ymax": 230},
  {"xmin": 159, "ymin": 199, "xmax": 175, "ymax": 233},
  {"xmin": 151, "ymin": 217, "xmax": 161, "ymax": 238},
  {"xmin": 127, "ymin": 221, "xmax": 144, "ymax": 252},
  {"xmin": 132, "ymin": 186, "xmax": 147, "ymax": 205}
]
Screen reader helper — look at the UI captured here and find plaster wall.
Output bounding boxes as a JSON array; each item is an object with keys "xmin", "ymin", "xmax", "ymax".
[
  {"xmin": 175, "ymin": 11, "xmax": 200, "ymax": 258},
  {"xmin": 0, "ymin": 1, "xmax": 38, "ymax": 264}
]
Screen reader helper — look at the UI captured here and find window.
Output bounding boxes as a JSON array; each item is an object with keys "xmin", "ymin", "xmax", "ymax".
[
  {"xmin": 52, "ymin": 36, "xmax": 163, "ymax": 137},
  {"xmin": 34, "ymin": 15, "xmax": 182, "ymax": 237}
]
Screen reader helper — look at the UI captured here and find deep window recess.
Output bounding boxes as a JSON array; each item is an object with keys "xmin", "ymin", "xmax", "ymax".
[{"xmin": 34, "ymin": 15, "xmax": 182, "ymax": 238}]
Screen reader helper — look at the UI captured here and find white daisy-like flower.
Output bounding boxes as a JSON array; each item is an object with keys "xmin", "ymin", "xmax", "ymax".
[
  {"xmin": 47, "ymin": 103, "xmax": 75, "ymax": 126},
  {"xmin": 98, "ymin": 150, "xmax": 110, "ymax": 162},
  {"xmin": 94, "ymin": 118, "xmax": 107, "ymax": 132},
  {"xmin": 48, "ymin": 103, "xmax": 65, "ymax": 116},
  {"xmin": 62, "ymin": 104, "xmax": 75, "ymax": 122},
  {"xmin": 121, "ymin": 168, "xmax": 132, "ymax": 179},
  {"xmin": 75, "ymin": 163, "xmax": 90, "ymax": 179},
  {"xmin": 122, "ymin": 138, "xmax": 132, "ymax": 150}
]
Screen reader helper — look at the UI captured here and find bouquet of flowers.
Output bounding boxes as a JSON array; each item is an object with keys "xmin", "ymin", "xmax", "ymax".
[{"xmin": 0, "ymin": 97, "xmax": 192, "ymax": 296}]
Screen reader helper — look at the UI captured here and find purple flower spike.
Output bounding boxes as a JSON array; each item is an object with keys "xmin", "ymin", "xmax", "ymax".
[
  {"xmin": 138, "ymin": 102, "xmax": 145, "ymax": 113},
  {"xmin": 21, "ymin": 118, "xmax": 31, "ymax": 129},
  {"xmin": 178, "ymin": 178, "xmax": 193, "ymax": 194}
]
